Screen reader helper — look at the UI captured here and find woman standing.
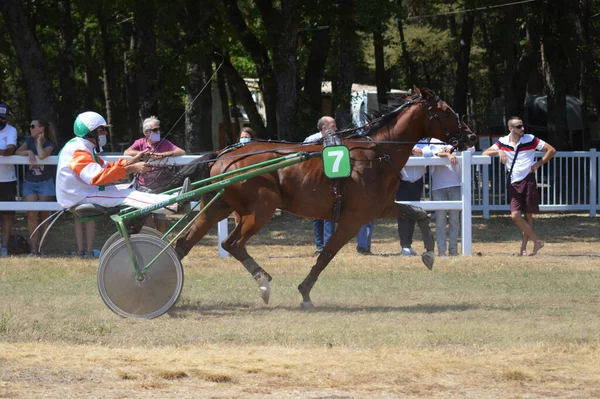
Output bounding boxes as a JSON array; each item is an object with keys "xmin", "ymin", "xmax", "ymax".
[{"xmin": 15, "ymin": 118, "xmax": 57, "ymax": 256}]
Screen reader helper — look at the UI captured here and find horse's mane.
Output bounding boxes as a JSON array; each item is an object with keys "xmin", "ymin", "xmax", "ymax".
[{"xmin": 362, "ymin": 93, "xmax": 424, "ymax": 137}]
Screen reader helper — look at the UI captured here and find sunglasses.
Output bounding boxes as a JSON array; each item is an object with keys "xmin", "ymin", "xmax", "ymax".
[
  {"xmin": 512, "ymin": 124, "xmax": 524, "ymax": 129},
  {"xmin": 147, "ymin": 127, "xmax": 160, "ymax": 133},
  {"xmin": 30, "ymin": 124, "xmax": 39, "ymax": 129}
]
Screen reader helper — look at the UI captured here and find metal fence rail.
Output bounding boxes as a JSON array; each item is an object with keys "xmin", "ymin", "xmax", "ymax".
[{"xmin": 0, "ymin": 150, "xmax": 598, "ymax": 257}]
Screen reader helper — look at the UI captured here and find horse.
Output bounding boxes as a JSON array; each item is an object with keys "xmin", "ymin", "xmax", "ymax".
[{"xmin": 156, "ymin": 87, "xmax": 477, "ymax": 308}]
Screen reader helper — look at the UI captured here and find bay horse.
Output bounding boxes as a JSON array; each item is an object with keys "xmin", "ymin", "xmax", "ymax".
[{"xmin": 157, "ymin": 87, "xmax": 477, "ymax": 308}]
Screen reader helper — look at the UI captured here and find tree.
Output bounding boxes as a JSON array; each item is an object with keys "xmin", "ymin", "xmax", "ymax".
[
  {"xmin": 541, "ymin": 0, "xmax": 570, "ymax": 149},
  {"xmin": 0, "ymin": 0, "xmax": 58, "ymax": 135}
]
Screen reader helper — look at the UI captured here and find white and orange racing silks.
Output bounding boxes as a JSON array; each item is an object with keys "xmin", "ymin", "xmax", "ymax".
[{"xmin": 56, "ymin": 137, "xmax": 128, "ymax": 208}]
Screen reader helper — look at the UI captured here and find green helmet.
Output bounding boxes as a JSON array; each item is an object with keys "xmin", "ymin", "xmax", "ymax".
[{"xmin": 73, "ymin": 111, "xmax": 107, "ymax": 137}]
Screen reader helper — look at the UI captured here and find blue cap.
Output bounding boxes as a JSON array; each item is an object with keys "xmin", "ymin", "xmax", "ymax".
[{"xmin": 0, "ymin": 104, "xmax": 8, "ymax": 118}]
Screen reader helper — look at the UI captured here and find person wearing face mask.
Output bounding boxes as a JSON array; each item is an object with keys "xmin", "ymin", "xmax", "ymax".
[
  {"xmin": 56, "ymin": 111, "xmax": 190, "ymax": 215},
  {"xmin": 0, "ymin": 104, "xmax": 18, "ymax": 257},
  {"xmin": 15, "ymin": 118, "xmax": 58, "ymax": 256},
  {"xmin": 124, "ymin": 116, "xmax": 186, "ymax": 233},
  {"xmin": 238, "ymin": 127, "xmax": 255, "ymax": 144}
]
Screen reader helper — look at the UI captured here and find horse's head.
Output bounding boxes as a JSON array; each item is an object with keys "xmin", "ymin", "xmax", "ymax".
[{"xmin": 413, "ymin": 87, "xmax": 478, "ymax": 151}]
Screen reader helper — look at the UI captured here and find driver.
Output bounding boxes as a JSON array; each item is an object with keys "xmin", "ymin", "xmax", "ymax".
[{"xmin": 56, "ymin": 111, "xmax": 189, "ymax": 212}]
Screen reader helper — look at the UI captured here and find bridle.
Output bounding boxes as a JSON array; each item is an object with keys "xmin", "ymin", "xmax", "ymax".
[{"xmin": 420, "ymin": 95, "xmax": 465, "ymax": 149}]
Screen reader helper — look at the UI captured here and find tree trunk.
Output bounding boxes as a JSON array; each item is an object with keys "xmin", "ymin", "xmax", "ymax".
[
  {"xmin": 216, "ymin": 62, "xmax": 233, "ymax": 147},
  {"xmin": 185, "ymin": 57, "xmax": 213, "ymax": 153},
  {"xmin": 479, "ymin": 21, "xmax": 501, "ymax": 98},
  {"xmin": 222, "ymin": 0, "xmax": 278, "ymax": 138},
  {"xmin": 121, "ymin": 21, "xmax": 139, "ymax": 144},
  {"xmin": 98, "ymin": 5, "xmax": 117, "ymax": 151},
  {"xmin": 542, "ymin": 0, "xmax": 570, "ymax": 149},
  {"xmin": 134, "ymin": 0, "xmax": 159, "ymax": 119},
  {"xmin": 452, "ymin": 8, "xmax": 474, "ymax": 117},
  {"xmin": 502, "ymin": 6, "xmax": 518, "ymax": 120},
  {"xmin": 0, "ymin": 0, "xmax": 57, "ymax": 134},
  {"xmin": 397, "ymin": 18, "xmax": 416, "ymax": 86},
  {"xmin": 373, "ymin": 25, "xmax": 387, "ymax": 108},
  {"xmin": 55, "ymin": 0, "xmax": 77, "ymax": 146},
  {"xmin": 332, "ymin": 0, "xmax": 356, "ymax": 130},
  {"xmin": 302, "ymin": 25, "xmax": 330, "ymax": 134},
  {"xmin": 220, "ymin": 54, "xmax": 267, "ymax": 138},
  {"xmin": 262, "ymin": 0, "xmax": 299, "ymax": 141},
  {"xmin": 574, "ymin": 0, "xmax": 599, "ymax": 148}
]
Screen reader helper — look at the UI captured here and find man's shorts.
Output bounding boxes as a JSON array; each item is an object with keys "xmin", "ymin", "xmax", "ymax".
[
  {"xmin": 23, "ymin": 178, "xmax": 56, "ymax": 198},
  {"xmin": 0, "ymin": 181, "xmax": 17, "ymax": 215},
  {"xmin": 508, "ymin": 173, "xmax": 540, "ymax": 213}
]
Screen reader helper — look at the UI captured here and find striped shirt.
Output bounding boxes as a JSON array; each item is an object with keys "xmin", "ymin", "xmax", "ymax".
[{"xmin": 491, "ymin": 133, "xmax": 545, "ymax": 184}]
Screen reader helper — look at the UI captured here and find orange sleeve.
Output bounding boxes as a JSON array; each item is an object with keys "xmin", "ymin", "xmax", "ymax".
[
  {"xmin": 90, "ymin": 159, "xmax": 128, "ymax": 186},
  {"xmin": 70, "ymin": 150, "xmax": 128, "ymax": 186}
]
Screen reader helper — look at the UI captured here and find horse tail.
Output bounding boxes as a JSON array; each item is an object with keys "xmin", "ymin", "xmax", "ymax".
[{"xmin": 153, "ymin": 151, "xmax": 219, "ymax": 194}]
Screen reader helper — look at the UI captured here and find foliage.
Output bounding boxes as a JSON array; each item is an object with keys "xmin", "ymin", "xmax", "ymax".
[{"xmin": 1, "ymin": 0, "xmax": 598, "ymax": 149}]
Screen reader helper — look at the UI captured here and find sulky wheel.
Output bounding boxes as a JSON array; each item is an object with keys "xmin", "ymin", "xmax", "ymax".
[
  {"xmin": 97, "ymin": 234, "xmax": 184, "ymax": 319},
  {"xmin": 100, "ymin": 226, "xmax": 163, "ymax": 262}
]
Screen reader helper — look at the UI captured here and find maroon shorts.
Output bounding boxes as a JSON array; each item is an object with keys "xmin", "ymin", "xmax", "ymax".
[{"xmin": 508, "ymin": 173, "xmax": 539, "ymax": 213}]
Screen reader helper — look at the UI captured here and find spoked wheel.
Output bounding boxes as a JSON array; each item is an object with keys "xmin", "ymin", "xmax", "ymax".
[
  {"xmin": 100, "ymin": 226, "xmax": 163, "ymax": 262},
  {"xmin": 97, "ymin": 234, "xmax": 184, "ymax": 319}
]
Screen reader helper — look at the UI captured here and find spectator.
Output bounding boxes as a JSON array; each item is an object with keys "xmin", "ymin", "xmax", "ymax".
[
  {"xmin": 356, "ymin": 221, "xmax": 374, "ymax": 255},
  {"xmin": 304, "ymin": 116, "xmax": 336, "ymax": 255},
  {"xmin": 239, "ymin": 127, "xmax": 256, "ymax": 143},
  {"xmin": 0, "ymin": 103, "xmax": 17, "ymax": 257},
  {"xmin": 483, "ymin": 116, "xmax": 556, "ymax": 256},
  {"xmin": 15, "ymin": 118, "xmax": 57, "ymax": 256},
  {"xmin": 124, "ymin": 116, "xmax": 186, "ymax": 233},
  {"xmin": 74, "ymin": 217, "xmax": 95, "ymax": 258},
  {"xmin": 56, "ymin": 111, "xmax": 190, "ymax": 215},
  {"xmin": 429, "ymin": 140, "xmax": 475, "ymax": 256},
  {"xmin": 396, "ymin": 139, "xmax": 432, "ymax": 256}
]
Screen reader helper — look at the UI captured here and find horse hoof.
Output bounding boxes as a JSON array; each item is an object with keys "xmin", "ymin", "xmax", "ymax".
[
  {"xmin": 300, "ymin": 301, "xmax": 314, "ymax": 309},
  {"xmin": 256, "ymin": 274, "xmax": 270, "ymax": 304},
  {"xmin": 421, "ymin": 251, "xmax": 434, "ymax": 270}
]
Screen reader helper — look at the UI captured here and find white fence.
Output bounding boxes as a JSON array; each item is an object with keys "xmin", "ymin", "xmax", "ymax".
[{"xmin": 1, "ymin": 150, "xmax": 598, "ymax": 257}]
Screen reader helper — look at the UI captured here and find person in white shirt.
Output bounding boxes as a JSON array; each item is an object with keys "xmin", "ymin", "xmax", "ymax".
[
  {"xmin": 0, "ymin": 103, "xmax": 17, "ymax": 257},
  {"xmin": 396, "ymin": 138, "xmax": 432, "ymax": 256},
  {"xmin": 429, "ymin": 140, "xmax": 475, "ymax": 256},
  {"xmin": 483, "ymin": 116, "xmax": 555, "ymax": 256}
]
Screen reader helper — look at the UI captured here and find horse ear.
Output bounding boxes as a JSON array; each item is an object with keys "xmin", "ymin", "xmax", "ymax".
[
  {"xmin": 420, "ymin": 87, "xmax": 433, "ymax": 99},
  {"xmin": 413, "ymin": 85, "xmax": 421, "ymax": 94}
]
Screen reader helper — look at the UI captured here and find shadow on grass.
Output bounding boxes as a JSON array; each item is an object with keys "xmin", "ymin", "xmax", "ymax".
[{"xmin": 167, "ymin": 301, "xmax": 511, "ymax": 319}]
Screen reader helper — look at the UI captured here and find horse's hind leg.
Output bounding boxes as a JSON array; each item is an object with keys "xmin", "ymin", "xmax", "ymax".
[
  {"xmin": 221, "ymin": 208, "xmax": 277, "ymax": 304},
  {"xmin": 298, "ymin": 218, "xmax": 363, "ymax": 308},
  {"xmin": 382, "ymin": 202, "xmax": 435, "ymax": 269},
  {"xmin": 174, "ymin": 199, "xmax": 233, "ymax": 260}
]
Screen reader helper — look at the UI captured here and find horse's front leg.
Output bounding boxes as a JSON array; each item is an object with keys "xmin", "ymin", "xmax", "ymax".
[
  {"xmin": 381, "ymin": 202, "xmax": 435, "ymax": 270},
  {"xmin": 298, "ymin": 219, "xmax": 363, "ymax": 309}
]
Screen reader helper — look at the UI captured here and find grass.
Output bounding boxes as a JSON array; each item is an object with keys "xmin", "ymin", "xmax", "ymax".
[{"xmin": 0, "ymin": 212, "xmax": 599, "ymax": 398}]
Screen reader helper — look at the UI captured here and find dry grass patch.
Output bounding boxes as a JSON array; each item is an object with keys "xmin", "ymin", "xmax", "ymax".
[{"xmin": 1, "ymin": 213, "xmax": 600, "ymax": 397}]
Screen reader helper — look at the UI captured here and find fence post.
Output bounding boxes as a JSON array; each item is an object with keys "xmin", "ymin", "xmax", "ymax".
[
  {"xmin": 482, "ymin": 158, "xmax": 490, "ymax": 219},
  {"xmin": 461, "ymin": 151, "xmax": 473, "ymax": 255},
  {"xmin": 590, "ymin": 148, "xmax": 597, "ymax": 218},
  {"xmin": 218, "ymin": 219, "xmax": 228, "ymax": 258}
]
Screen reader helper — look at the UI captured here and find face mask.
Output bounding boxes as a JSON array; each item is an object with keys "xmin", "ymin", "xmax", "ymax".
[
  {"xmin": 98, "ymin": 135, "xmax": 107, "ymax": 147},
  {"xmin": 150, "ymin": 133, "xmax": 161, "ymax": 142},
  {"xmin": 240, "ymin": 137, "xmax": 251, "ymax": 144}
]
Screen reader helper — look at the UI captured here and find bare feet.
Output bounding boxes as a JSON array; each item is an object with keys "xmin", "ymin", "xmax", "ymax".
[{"xmin": 532, "ymin": 240, "xmax": 544, "ymax": 255}]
